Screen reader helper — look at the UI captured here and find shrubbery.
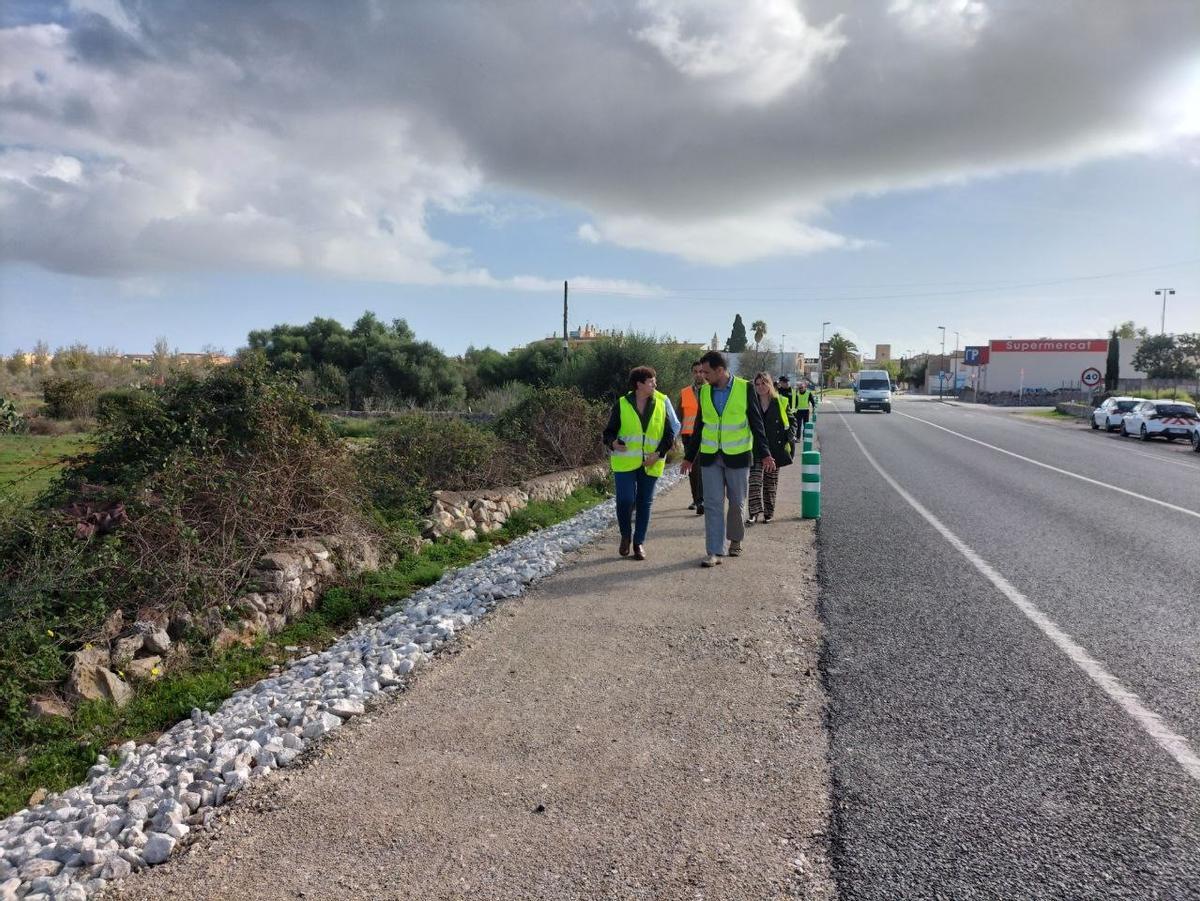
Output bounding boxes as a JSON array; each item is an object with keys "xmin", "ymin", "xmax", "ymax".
[
  {"xmin": 358, "ymin": 414, "xmax": 513, "ymax": 523},
  {"xmin": 493, "ymin": 387, "xmax": 608, "ymax": 473},
  {"xmin": 42, "ymin": 376, "xmax": 99, "ymax": 420},
  {"xmin": 0, "ymin": 397, "xmax": 24, "ymax": 434},
  {"xmin": 0, "ymin": 361, "xmax": 372, "ymax": 758}
]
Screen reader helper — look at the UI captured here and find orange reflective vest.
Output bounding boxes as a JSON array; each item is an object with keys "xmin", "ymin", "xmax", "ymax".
[{"xmin": 679, "ymin": 385, "xmax": 700, "ymax": 436}]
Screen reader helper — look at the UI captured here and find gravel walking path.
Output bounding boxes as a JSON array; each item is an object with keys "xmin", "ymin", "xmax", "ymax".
[{"xmin": 114, "ymin": 467, "xmax": 833, "ymax": 901}]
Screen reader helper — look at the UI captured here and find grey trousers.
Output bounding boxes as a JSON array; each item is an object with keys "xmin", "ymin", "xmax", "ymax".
[{"xmin": 700, "ymin": 458, "xmax": 750, "ymax": 556}]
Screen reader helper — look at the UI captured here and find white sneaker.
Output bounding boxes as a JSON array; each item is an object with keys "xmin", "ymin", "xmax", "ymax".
[{"xmin": 701, "ymin": 554, "xmax": 722, "ymax": 567}]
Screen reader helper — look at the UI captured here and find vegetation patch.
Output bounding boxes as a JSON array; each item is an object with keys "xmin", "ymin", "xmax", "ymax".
[
  {"xmin": 0, "ymin": 480, "xmax": 610, "ymax": 817},
  {"xmin": 0, "ymin": 433, "xmax": 92, "ymax": 504}
]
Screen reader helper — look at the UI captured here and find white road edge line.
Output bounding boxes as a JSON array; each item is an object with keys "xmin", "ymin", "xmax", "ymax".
[
  {"xmin": 895, "ymin": 409, "xmax": 1200, "ymax": 521},
  {"xmin": 839, "ymin": 414, "xmax": 1200, "ymax": 783}
]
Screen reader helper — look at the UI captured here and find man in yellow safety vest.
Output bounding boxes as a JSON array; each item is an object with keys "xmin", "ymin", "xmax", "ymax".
[{"xmin": 681, "ymin": 351, "xmax": 775, "ymax": 568}]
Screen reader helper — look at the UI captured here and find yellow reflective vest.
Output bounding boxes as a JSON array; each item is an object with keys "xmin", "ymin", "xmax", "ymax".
[
  {"xmin": 610, "ymin": 391, "xmax": 668, "ymax": 477},
  {"xmin": 699, "ymin": 378, "xmax": 752, "ymax": 457}
]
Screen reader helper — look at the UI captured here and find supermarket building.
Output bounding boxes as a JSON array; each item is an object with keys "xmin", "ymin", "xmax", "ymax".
[{"xmin": 967, "ymin": 338, "xmax": 1146, "ymax": 394}]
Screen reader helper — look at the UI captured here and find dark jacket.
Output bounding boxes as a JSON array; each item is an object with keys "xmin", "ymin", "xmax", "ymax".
[
  {"xmin": 757, "ymin": 395, "xmax": 795, "ymax": 466},
  {"xmin": 602, "ymin": 391, "xmax": 676, "ymax": 460},
  {"xmin": 683, "ymin": 377, "xmax": 772, "ymax": 469}
]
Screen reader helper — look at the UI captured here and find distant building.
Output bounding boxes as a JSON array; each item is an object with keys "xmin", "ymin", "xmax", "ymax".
[
  {"xmin": 531, "ymin": 323, "xmax": 703, "ymax": 353},
  {"xmin": 874, "ymin": 344, "xmax": 891, "ymax": 362}
]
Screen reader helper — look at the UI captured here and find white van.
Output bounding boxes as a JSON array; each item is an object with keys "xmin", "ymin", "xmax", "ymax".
[{"xmin": 854, "ymin": 370, "xmax": 893, "ymax": 414}]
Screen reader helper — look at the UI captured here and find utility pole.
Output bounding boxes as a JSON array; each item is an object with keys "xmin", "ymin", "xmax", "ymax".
[
  {"xmin": 1154, "ymin": 288, "xmax": 1175, "ymax": 334},
  {"xmin": 938, "ymin": 326, "xmax": 947, "ymax": 400},
  {"xmin": 780, "ymin": 333, "xmax": 786, "ymax": 378},
  {"xmin": 562, "ymin": 280, "xmax": 569, "ymax": 360}
]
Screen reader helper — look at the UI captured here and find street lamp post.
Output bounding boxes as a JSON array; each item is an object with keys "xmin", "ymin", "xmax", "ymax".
[
  {"xmin": 1154, "ymin": 288, "xmax": 1175, "ymax": 334},
  {"xmin": 780, "ymin": 333, "xmax": 786, "ymax": 378},
  {"xmin": 937, "ymin": 326, "xmax": 947, "ymax": 400},
  {"xmin": 952, "ymin": 330, "xmax": 960, "ymax": 398}
]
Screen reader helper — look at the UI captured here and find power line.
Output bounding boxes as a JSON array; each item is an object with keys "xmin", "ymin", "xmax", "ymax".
[{"xmin": 571, "ymin": 257, "xmax": 1200, "ymax": 302}]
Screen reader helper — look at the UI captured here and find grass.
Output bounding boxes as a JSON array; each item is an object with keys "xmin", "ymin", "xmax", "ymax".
[
  {"xmin": 0, "ymin": 433, "xmax": 93, "ymax": 504},
  {"xmin": 1023, "ymin": 409, "xmax": 1079, "ymax": 420},
  {"xmin": 0, "ymin": 479, "xmax": 611, "ymax": 817},
  {"xmin": 820, "ymin": 388, "xmax": 855, "ymax": 397}
]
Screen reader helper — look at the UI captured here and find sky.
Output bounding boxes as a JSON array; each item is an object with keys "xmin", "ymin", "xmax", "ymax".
[{"xmin": 1, "ymin": 0, "xmax": 1199, "ymax": 360}]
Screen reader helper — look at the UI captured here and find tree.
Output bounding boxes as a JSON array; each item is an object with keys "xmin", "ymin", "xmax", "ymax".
[
  {"xmin": 152, "ymin": 336, "xmax": 172, "ymax": 380},
  {"xmin": 5, "ymin": 350, "xmax": 28, "ymax": 376},
  {"xmin": 726, "ymin": 314, "xmax": 748, "ymax": 353},
  {"xmin": 751, "ymin": 319, "xmax": 767, "ymax": 351},
  {"xmin": 1114, "ymin": 321, "xmax": 1149, "ymax": 340},
  {"xmin": 880, "ymin": 359, "xmax": 902, "ymax": 383},
  {"xmin": 32, "ymin": 340, "xmax": 51, "ymax": 369},
  {"xmin": 1131, "ymin": 334, "xmax": 1193, "ymax": 380},
  {"xmin": 247, "ymin": 312, "xmax": 464, "ymax": 409},
  {"xmin": 735, "ymin": 347, "xmax": 777, "ymax": 379},
  {"xmin": 827, "ymin": 333, "xmax": 860, "ymax": 375},
  {"xmin": 1104, "ymin": 332, "xmax": 1120, "ymax": 392},
  {"xmin": 1177, "ymin": 333, "xmax": 1200, "ymax": 371}
]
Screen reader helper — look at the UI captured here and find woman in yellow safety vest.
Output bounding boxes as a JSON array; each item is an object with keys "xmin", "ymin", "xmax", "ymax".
[
  {"xmin": 602, "ymin": 366, "xmax": 677, "ymax": 561},
  {"xmin": 747, "ymin": 372, "xmax": 795, "ymax": 524}
]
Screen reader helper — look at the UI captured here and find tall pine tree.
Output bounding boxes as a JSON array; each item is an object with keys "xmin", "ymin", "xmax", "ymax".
[
  {"xmin": 726, "ymin": 314, "xmax": 748, "ymax": 353},
  {"xmin": 1104, "ymin": 331, "xmax": 1120, "ymax": 392}
]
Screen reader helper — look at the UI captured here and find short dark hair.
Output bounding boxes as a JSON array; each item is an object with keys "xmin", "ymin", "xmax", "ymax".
[
  {"xmin": 629, "ymin": 365, "xmax": 656, "ymax": 389},
  {"xmin": 691, "ymin": 360, "xmax": 704, "ymax": 369},
  {"xmin": 698, "ymin": 350, "xmax": 727, "ymax": 370},
  {"xmin": 778, "ymin": 374, "xmax": 790, "ymax": 382}
]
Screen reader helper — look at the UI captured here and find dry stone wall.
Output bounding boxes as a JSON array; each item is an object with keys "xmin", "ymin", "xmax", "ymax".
[
  {"xmin": 53, "ymin": 464, "xmax": 606, "ymax": 716},
  {"xmin": 420, "ymin": 463, "xmax": 608, "ymax": 541}
]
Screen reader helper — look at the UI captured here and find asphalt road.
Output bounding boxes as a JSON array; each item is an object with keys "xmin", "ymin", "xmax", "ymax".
[{"xmin": 817, "ymin": 394, "xmax": 1200, "ymax": 900}]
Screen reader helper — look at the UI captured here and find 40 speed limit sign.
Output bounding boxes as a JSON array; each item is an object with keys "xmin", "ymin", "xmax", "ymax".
[{"xmin": 1081, "ymin": 367, "xmax": 1102, "ymax": 388}]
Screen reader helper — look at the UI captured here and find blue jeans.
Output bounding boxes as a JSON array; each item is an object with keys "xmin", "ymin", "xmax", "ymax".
[{"xmin": 614, "ymin": 468, "xmax": 659, "ymax": 544}]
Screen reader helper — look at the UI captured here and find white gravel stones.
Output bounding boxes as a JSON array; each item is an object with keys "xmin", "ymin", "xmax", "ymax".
[
  {"xmin": 141, "ymin": 833, "xmax": 175, "ymax": 865},
  {"xmin": 0, "ymin": 469, "xmax": 682, "ymax": 897}
]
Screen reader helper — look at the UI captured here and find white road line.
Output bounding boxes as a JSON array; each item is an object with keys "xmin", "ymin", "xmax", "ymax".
[
  {"xmin": 894, "ymin": 410, "xmax": 1200, "ymax": 521},
  {"xmin": 913, "ymin": 401, "xmax": 1200, "ymax": 472},
  {"xmin": 840, "ymin": 414, "xmax": 1200, "ymax": 784}
]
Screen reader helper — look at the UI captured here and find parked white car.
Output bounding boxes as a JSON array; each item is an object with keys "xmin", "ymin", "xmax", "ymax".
[
  {"xmin": 1119, "ymin": 399, "xmax": 1199, "ymax": 442},
  {"xmin": 1091, "ymin": 396, "xmax": 1140, "ymax": 432}
]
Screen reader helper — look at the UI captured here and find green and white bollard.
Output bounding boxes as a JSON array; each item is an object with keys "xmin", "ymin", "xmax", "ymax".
[
  {"xmin": 802, "ymin": 422, "xmax": 814, "ymax": 453},
  {"xmin": 801, "ymin": 450, "xmax": 821, "ymax": 519}
]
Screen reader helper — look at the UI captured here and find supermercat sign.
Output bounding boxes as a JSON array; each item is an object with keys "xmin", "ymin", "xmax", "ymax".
[{"xmin": 989, "ymin": 339, "xmax": 1108, "ymax": 353}]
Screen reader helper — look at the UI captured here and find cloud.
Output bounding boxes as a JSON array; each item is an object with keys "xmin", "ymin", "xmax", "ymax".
[
  {"xmin": 579, "ymin": 208, "xmax": 862, "ymax": 266},
  {"xmin": 1, "ymin": 1, "xmax": 1197, "ymax": 280},
  {"xmin": 633, "ymin": 0, "xmax": 846, "ymax": 106}
]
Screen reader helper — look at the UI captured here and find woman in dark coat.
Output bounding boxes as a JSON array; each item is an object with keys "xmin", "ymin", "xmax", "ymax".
[{"xmin": 747, "ymin": 372, "xmax": 795, "ymax": 524}]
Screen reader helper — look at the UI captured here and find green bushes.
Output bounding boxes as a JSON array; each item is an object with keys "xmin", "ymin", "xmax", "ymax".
[
  {"xmin": 552, "ymin": 333, "xmax": 696, "ymax": 404},
  {"xmin": 42, "ymin": 376, "xmax": 99, "ymax": 420},
  {"xmin": 0, "ymin": 361, "xmax": 372, "ymax": 766},
  {"xmin": 358, "ymin": 414, "xmax": 513, "ymax": 523},
  {"xmin": 0, "ymin": 398, "xmax": 25, "ymax": 434},
  {"xmin": 493, "ymin": 387, "xmax": 607, "ymax": 472}
]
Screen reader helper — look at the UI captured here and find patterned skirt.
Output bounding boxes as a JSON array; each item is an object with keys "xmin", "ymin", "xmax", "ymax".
[{"xmin": 748, "ymin": 460, "xmax": 779, "ymax": 518}]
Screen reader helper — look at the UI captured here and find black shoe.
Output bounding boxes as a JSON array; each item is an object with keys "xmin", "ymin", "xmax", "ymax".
[
  {"xmin": 619, "ymin": 537, "xmax": 631, "ymax": 557},
  {"xmin": 633, "ymin": 544, "xmax": 646, "ymax": 561},
  {"xmin": 695, "ymin": 504, "xmax": 704, "ymax": 515},
  {"xmin": 687, "ymin": 502, "xmax": 696, "ymax": 510},
  {"xmin": 763, "ymin": 514, "xmax": 773, "ymax": 523},
  {"xmin": 746, "ymin": 513, "xmax": 758, "ymax": 526}
]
